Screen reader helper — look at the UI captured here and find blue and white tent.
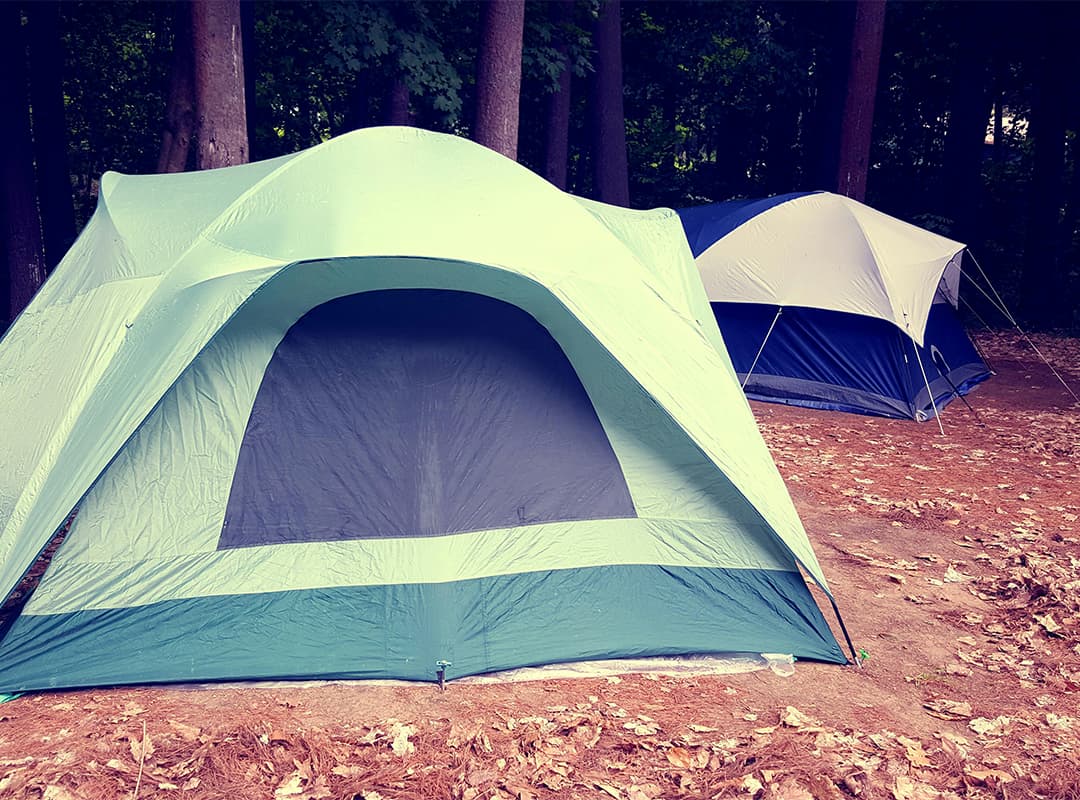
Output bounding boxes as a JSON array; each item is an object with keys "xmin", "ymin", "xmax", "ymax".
[{"xmin": 678, "ymin": 191, "xmax": 991, "ymax": 421}]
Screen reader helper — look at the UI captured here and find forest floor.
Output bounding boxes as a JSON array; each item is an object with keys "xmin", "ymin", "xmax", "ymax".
[{"xmin": 1, "ymin": 331, "xmax": 1078, "ymax": 800}]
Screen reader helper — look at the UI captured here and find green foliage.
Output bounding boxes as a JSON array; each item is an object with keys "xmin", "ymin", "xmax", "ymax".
[
  {"xmin": 61, "ymin": 1, "xmax": 172, "ymax": 224},
  {"xmin": 42, "ymin": 0, "xmax": 1080, "ymax": 329}
]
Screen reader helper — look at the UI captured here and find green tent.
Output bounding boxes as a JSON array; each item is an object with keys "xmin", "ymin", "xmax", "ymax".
[{"xmin": 0, "ymin": 127, "xmax": 845, "ymax": 691}]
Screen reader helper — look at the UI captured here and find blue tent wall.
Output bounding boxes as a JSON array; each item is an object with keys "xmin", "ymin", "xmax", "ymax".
[{"xmin": 711, "ymin": 301, "xmax": 990, "ymax": 420}]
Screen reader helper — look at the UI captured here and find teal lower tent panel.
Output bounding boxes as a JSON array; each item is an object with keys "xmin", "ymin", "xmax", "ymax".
[{"xmin": 0, "ymin": 564, "xmax": 844, "ymax": 692}]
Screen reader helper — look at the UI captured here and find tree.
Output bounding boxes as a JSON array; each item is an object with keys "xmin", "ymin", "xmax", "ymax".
[
  {"xmin": 835, "ymin": 0, "xmax": 886, "ymax": 201},
  {"xmin": 385, "ymin": 77, "xmax": 411, "ymax": 125},
  {"xmin": 158, "ymin": 3, "xmax": 195, "ymax": 173},
  {"xmin": 1019, "ymin": 2, "xmax": 1075, "ymax": 325},
  {"xmin": 191, "ymin": 0, "xmax": 249, "ymax": 169},
  {"xmin": 474, "ymin": 0, "xmax": 525, "ymax": 159},
  {"xmin": 543, "ymin": 1, "xmax": 575, "ymax": 189},
  {"xmin": 589, "ymin": 0, "xmax": 629, "ymax": 205},
  {"xmin": 0, "ymin": 3, "xmax": 47, "ymax": 320},
  {"xmin": 25, "ymin": 0, "xmax": 76, "ymax": 271}
]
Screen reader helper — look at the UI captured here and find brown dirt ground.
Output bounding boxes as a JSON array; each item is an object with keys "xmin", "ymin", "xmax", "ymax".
[{"xmin": 1, "ymin": 331, "xmax": 1078, "ymax": 800}]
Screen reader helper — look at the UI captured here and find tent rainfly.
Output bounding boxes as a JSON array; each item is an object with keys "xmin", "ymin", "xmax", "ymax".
[
  {"xmin": 0, "ymin": 127, "xmax": 846, "ymax": 692},
  {"xmin": 678, "ymin": 191, "xmax": 991, "ymax": 422}
]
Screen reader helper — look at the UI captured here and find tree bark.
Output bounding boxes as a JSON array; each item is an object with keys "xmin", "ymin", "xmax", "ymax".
[
  {"xmin": 25, "ymin": 0, "xmax": 76, "ymax": 272},
  {"xmin": 474, "ymin": 0, "xmax": 525, "ymax": 159},
  {"xmin": 240, "ymin": 0, "xmax": 257, "ymax": 159},
  {"xmin": 589, "ymin": 0, "xmax": 629, "ymax": 206},
  {"xmin": 1019, "ymin": 4, "xmax": 1073, "ymax": 325},
  {"xmin": 801, "ymin": 1, "xmax": 854, "ymax": 190},
  {"xmin": 385, "ymin": 77, "xmax": 411, "ymax": 125},
  {"xmin": 158, "ymin": 3, "xmax": 195, "ymax": 173},
  {"xmin": 543, "ymin": 2, "xmax": 573, "ymax": 189},
  {"xmin": 0, "ymin": 3, "xmax": 47, "ymax": 319},
  {"xmin": 942, "ymin": 5, "xmax": 993, "ymax": 245},
  {"xmin": 835, "ymin": 0, "xmax": 886, "ymax": 201},
  {"xmin": 191, "ymin": 0, "xmax": 248, "ymax": 170}
]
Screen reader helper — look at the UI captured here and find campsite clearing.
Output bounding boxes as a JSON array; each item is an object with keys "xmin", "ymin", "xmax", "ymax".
[{"xmin": 0, "ymin": 330, "xmax": 1077, "ymax": 800}]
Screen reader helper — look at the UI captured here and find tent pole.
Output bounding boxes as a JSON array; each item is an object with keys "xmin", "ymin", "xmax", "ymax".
[
  {"xmin": 966, "ymin": 254, "xmax": 1079, "ymax": 404},
  {"xmin": 911, "ymin": 336, "xmax": 945, "ymax": 435},
  {"xmin": 742, "ymin": 306, "xmax": 783, "ymax": 389},
  {"xmin": 827, "ymin": 593, "xmax": 861, "ymax": 667}
]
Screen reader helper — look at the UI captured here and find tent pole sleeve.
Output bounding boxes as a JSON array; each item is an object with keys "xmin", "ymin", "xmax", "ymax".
[
  {"xmin": 910, "ymin": 333, "xmax": 945, "ymax": 435},
  {"xmin": 965, "ymin": 254, "xmax": 1078, "ymax": 401},
  {"xmin": 826, "ymin": 592, "xmax": 860, "ymax": 667},
  {"xmin": 741, "ymin": 306, "xmax": 783, "ymax": 389}
]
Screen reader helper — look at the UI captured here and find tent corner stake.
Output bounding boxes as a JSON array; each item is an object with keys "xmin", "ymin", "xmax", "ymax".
[{"xmin": 435, "ymin": 660, "xmax": 451, "ymax": 691}]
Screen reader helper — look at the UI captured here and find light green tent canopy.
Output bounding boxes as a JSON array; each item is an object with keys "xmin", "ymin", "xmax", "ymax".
[{"xmin": 0, "ymin": 127, "xmax": 844, "ymax": 690}]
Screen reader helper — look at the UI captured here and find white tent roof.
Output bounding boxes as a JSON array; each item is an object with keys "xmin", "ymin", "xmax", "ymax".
[{"xmin": 693, "ymin": 192, "xmax": 966, "ymax": 346}]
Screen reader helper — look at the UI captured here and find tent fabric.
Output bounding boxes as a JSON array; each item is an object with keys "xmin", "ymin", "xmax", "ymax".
[
  {"xmin": 677, "ymin": 192, "xmax": 990, "ymax": 421},
  {"xmin": 0, "ymin": 127, "xmax": 844, "ymax": 691},
  {"xmin": 219, "ymin": 288, "xmax": 637, "ymax": 547},
  {"xmin": 712, "ymin": 300, "xmax": 990, "ymax": 420},
  {"xmin": 683, "ymin": 191, "xmax": 966, "ymax": 346}
]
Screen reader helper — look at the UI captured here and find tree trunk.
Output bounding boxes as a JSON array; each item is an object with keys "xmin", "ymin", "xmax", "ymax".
[
  {"xmin": 801, "ymin": 1, "xmax": 854, "ymax": 190},
  {"xmin": 474, "ymin": 0, "xmax": 525, "ymax": 159},
  {"xmin": 0, "ymin": 3, "xmax": 47, "ymax": 319},
  {"xmin": 942, "ymin": 5, "xmax": 993, "ymax": 245},
  {"xmin": 543, "ymin": 2, "xmax": 573, "ymax": 189},
  {"xmin": 339, "ymin": 77, "xmax": 370, "ymax": 134},
  {"xmin": 240, "ymin": 0, "xmax": 257, "ymax": 159},
  {"xmin": 25, "ymin": 0, "xmax": 76, "ymax": 272},
  {"xmin": 385, "ymin": 77, "xmax": 411, "ymax": 125},
  {"xmin": 1019, "ymin": 4, "xmax": 1073, "ymax": 325},
  {"xmin": 589, "ymin": 0, "xmax": 629, "ymax": 206},
  {"xmin": 191, "ymin": 0, "xmax": 248, "ymax": 170},
  {"xmin": 835, "ymin": 0, "xmax": 886, "ymax": 201},
  {"xmin": 158, "ymin": 3, "xmax": 195, "ymax": 173}
]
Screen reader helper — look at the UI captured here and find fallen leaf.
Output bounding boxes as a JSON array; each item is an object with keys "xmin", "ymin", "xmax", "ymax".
[
  {"xmin": 965, "ymin": 768, "xmax": 1014, "ymax": 785},
  {"xmin": 274, "ymin": 773, "xmax": 305, "ymax": 798},
  {"xmin": 167, "ymin": 720, "xmax": 201, "ymax": 742},
  {"xmin": 42, "ymin": 787, "xmax": 81, "ymax": 800},
  {"xmin": 741, "ymin": 775, "xmax": 764, "ymax": 797},
  {"xmin": 897, "ymin": 735, "xmax": 932, "ymax": 767},
  {"xmin": 781, "ymin": 706, "xmax": 813, "ymax": 728},
  {"xmin": 666, "ymin": 747, "xmax": 694, "ymax": 769},
  {"xmin": 390, "ymin": 722, "xmax": 417, "ymax": 756},
  {"xmin": 922, "ymin": 699, "xmax": 972, "ymax": 720},
  {"xmin": 969, "ymin": 716, "xmax": 1011, "ymax": 737},
  {"xmin": 1035, "ymin": 613, "xmax": 1063, "ymax": 635},
  {"xmin": 595, "ymin": 783, "xmax": 622, "ymax": 799}
]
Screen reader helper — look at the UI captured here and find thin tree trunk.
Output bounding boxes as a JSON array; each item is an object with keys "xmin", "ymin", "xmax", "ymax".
[
  {"xmin": 191, "ymin": 0, "xmax": 248, "ymax": 170},
  {"xmin": 942, "ymin": 6, "xmax": 993, "ymax": 245},
  {"xmin": 543, "ymin": 2, "xmax": 573, "ymax": 189},
  {"xmin": 835, "ymin": 0, "xmax": 886, "ymax": 201},
  {"xmin": 158, "ymin": 3, "xmax": 195, "ymax": 173},
  {"xmin": 589, "ymin": 0, "xmax": 629, "ymax": 206},
  {"xmin": 474, "ymin": 0, "xmax": 525, "ymax": 159},
  {"xmin": 802, "ymin": 1, "xmax": 854, "ymax": 190},
  {"xmin": 386, "ymin": 77, "xmax": 411, "ymax": 125},
  {"xmin": 240, "ymin": 0, "xmax": 257, "ymax": 158},
  {"xmin": 0, "ymin": 4, "xmax": 47, "ymax": 319},
  {"xmin": 1019, "ymin": 4, "xmax": 1072, "ymax": 325},
  {"xmin": 25, "ymin": 0, "xmax": 76, "ymax": 272},
  {"xmin": 339, "ymin": 77, "xmax": 370, "ymax": 134}
]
